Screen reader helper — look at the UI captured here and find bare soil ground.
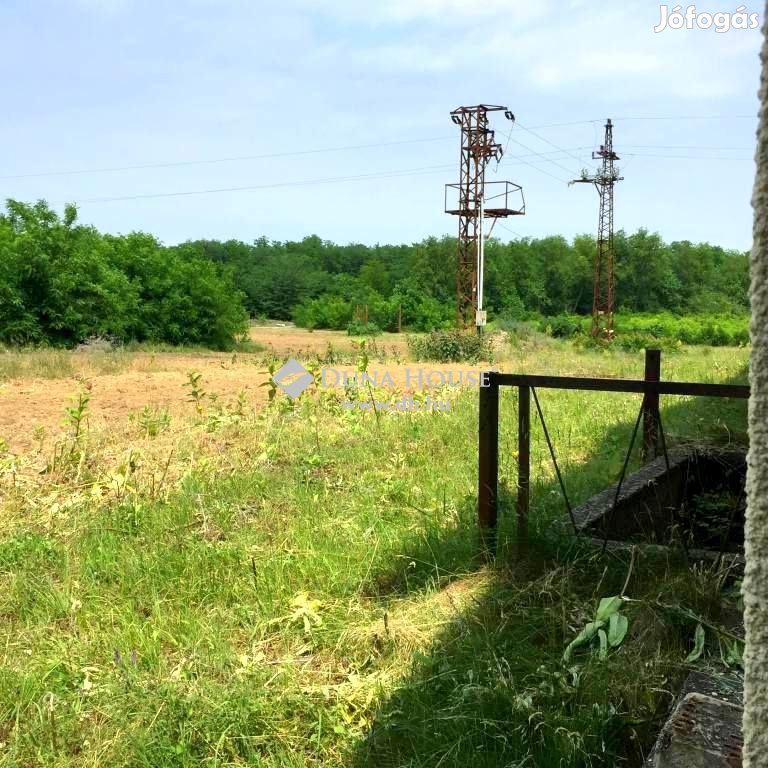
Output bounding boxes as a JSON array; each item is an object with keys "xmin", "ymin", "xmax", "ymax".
[
  {"xmin": 0, "ymin": 362, "xmax": 267, "ymax": 450},
  {"xmin": 0, "ymin": 327, "xmax": 470, "ymax": 451}
]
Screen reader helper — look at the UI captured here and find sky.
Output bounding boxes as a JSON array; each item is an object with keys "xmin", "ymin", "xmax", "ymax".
[{"xmin": 0, "ymin": 0, "xmax": 762, "ymax": 250}]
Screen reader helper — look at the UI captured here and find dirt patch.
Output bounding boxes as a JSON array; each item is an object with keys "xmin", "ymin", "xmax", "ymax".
[
  {"xmin": 0, "ymin": 363, "xmax": 270, "ymax": 451},
  {"xmin": 0, "ymin": 326, "xmax": 496, "ymax": 452}
]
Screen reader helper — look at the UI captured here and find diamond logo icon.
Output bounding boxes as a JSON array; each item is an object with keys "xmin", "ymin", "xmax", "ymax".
[{"xmin": 272, "ymin": 358, "xmax": 314, "ymax": 399}]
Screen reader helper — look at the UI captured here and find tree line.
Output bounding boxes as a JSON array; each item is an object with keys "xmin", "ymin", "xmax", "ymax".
[
  {"xmin": 176, "ymin": 228, "xmax": 750, "ymax": 332},
  {"xmin": 0, "ymin": 199, "xmax": 750, "ymax": 347}
]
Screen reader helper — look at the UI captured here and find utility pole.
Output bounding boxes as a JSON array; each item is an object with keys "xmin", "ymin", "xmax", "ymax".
[
  {"xmin": 445, "ymin": 105, "xmax": 525, "ymax": 332},
  {"xmin": 571, "ymin": 118, "xmax": 623, "ymax": 339}
]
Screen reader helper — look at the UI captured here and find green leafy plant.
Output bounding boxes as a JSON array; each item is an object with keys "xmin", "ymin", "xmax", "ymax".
[
  {"xmin": 134, "ymin": 405, "xmax": 170, "ymax": 437},
  {"xmin": 65, "ymin": 386, "xmax": 91, "ymax": 440},
  {"xmin": 655, "ymin": 601, "xmax": 745, "ymax": 669},
  {"xmin": 408, "ymin": 330, "xmax": 492, "ymax": 363},
  {"xmin": 684, "ymin": 620, "xmax": 744, "ymax": 667},
  {"xmin": 347, "ymin": 320, "xmax": 382, "ymax": 337},
  {"xmin": 354, "ymin": 340, "xmax": 380, "ymax": 429},
  {"xmin": 563, "ymin": 596, "xmax": 629, "ymax": 663},
  {"xmin": 233, "ymin": 389, "xmax": 248, "ymax": 418},
  {"xmin": 185, "ymin": 371, "xmax": 207, "ymax": 414},
  {"xmin": 261, "ymin": 362, "xmax": 279, "ymax": 403}
]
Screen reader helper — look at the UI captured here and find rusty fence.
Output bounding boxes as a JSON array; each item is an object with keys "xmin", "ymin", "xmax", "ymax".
[{"xmin": 478, "ymin": 349, "xmax": 751, "ymax": 552}]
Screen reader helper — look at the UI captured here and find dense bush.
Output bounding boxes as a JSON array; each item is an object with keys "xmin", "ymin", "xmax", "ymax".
[
  {"xmin": 542, "ymin": 315, "xmax": 584, "ymax": 339},
  {"xmin": 614, "ymin": 313, "xmax": 749, "ymax": 346},
  {"xmin": 541, "ymin": 312, "xmax": 750, "ymax": 347},
  {"xmin": 0, "ymin": 201, "xmax": 248, "ymax": 349},
  {"xmin": 346, "ymin": 321, "xmax": 382, "ymax": 337},
  {"xmin": 292, "ymin": 296, "xmax": 354, "ymax": 331},
  {"xmin": 408, "ymin": 330, "xmax": 492, "ymax": 363}
]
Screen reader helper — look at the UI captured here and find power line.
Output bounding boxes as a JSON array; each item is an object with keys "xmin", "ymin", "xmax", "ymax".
[
  {"xmin": 5, "ymin": 119, "xmax": 754, "ymax": 205},
  {"xmin": 497, "ymin": 125, "xmax": 574, "ymax": 184},
  {"xmin": 526, "ymin": 115, "xmax": 756, "ymax": 130},
  {"xmin": 2, "ymin": 119, "xmax": 755, "ymax": 184},
  {"xmin": 3, "ymin": 115, "xmax": 757, "ymax": 181},
  {"xmin": 502, "ymin": 145, "xmax": 573, "ymax": 184},
  {"xmin": 622, "ymin": 151, "xmax": 752, "ymax": 160},
  {"xmin": 623, "ymin": 143, "xmax": 752, "ymax": 151},
  {"xmin": 72, "ymin": 164, "xmax": 457, "ymax": 204},
  {"xmin": 515, "ymin": 120, "xmax": 590, "ymax": 168},
  {"xmin": 69, "ymin": 149, "xmax": 588, "ymax": 205},
  {"xmin": 0, "ymin": 135, "xmax": 457, "ymax": 181},
  {"xmin": 48, "ymin": 148, "xmax": 755, "ymax": 207},
  {"xmin": 0, "ymin": 142, "xmax": 593, "ymax": 184},
  {"xmin": 496, "ymin": 221, "xmax": 526, "ymax": 239},
  {"xmin": 525, "ymin": 119, "xmax": 606, "ymax": 130},
  {"xmin": 505, "ymin": 134, "xmax": 580, "ymax": 180},
  {"xmin": 613, "ymin": 114, "xmax": 756, "ymax": 122}
]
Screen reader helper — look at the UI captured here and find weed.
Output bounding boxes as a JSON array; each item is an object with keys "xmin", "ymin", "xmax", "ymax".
[
  {"xmin": 64, "ymin": 384, "xmax": 91, "ymax": 440},
  {"xmin": 261, "ymin": 361, "xmax": 280, "ymax": 403},
  {"xmin": 562, "ymin": 594, "xmax": 629, "ymax": 662},
  {"xmin": 408, "ymin": 329, "xmax": 493, "ymax": 362},
  {"xmin": 133, "ymin": 405, "xmax": 171, "ymax": 437},
  {"xmin": 185, "ymin": 371, "xmax": 207, "ymax": 413},
  {"xmin": 233, "ymin": 389, "xmax": 248, "ymax": 418}
]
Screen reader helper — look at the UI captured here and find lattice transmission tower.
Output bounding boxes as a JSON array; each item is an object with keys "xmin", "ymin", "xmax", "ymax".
[
  {"xmin": 445, "ymin": 105, "xmax": 525, "ymax": 330},
  {"xmin": 571, "ymin": 118, "xmax": 623, "ymax": 339}
]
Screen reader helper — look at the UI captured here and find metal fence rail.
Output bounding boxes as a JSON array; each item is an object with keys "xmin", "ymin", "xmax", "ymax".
[{"xmin": 477, "ymin": 349, "xmax": 750, "ymax": 552}]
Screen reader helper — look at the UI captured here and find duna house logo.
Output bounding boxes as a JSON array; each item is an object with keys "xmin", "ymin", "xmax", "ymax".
[{"xmin": 272, "ymin": 358, "xmax": 314, "ymax": 399}]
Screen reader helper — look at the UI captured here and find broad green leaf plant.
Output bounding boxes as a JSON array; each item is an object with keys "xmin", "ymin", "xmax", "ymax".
[{"xmin": 563, "ymin": 596, "xmax": 629, "ymax": 663}]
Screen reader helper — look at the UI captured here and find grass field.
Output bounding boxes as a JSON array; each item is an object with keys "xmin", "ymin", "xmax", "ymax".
[{"xmin": 0, "ymin": 327, "xmax": 749, "ymax": 767}]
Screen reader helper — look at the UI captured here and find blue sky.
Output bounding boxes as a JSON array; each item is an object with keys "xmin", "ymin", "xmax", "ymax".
[{"xmin": 0, "ymin": 0, "xmax": 761, "ymax": 250}]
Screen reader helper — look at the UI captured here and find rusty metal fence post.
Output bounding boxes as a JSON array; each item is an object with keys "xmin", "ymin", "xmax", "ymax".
[
  {"xmin": 642, "ymin": 348, "xmax": 662, "ymax": 460},
  {"xmin": 476, "ymin": 365, "xmax": 748, "ymax": 557},
  {"xmin": 517, "ymin": 385, "xmax": 531, "ymax": 548},
  {"xmin": 478, "ymin": 375, "xmax": 499, "ymax": 553}
]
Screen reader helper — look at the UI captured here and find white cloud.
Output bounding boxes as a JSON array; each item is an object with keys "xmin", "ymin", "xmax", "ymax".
[{"xmin": 332, "ymin": 2, "xmax": 760, "ymax": 101}]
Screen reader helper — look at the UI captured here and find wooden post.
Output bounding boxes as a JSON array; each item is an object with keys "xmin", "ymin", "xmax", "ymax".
[
  {"xmin": 478, "ymin": 376, "xmax": 499, "ymax": 554},
  {"xmin": 397, "ymin": 304, "xmax": 402, "ymax": 333},
  {"xmin": 642, "ymin": 348, "xmax": 661, "ymax": 460},
  {"xmin": 517, "ymin": 385, "xmax": 531, "ymax": 547}
]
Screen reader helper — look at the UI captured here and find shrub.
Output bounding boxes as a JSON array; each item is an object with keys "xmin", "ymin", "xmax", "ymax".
[
  {"xmin": 408, "ymin": 329, "xmax": 492, "ymax": 363},
  {"xmin": 612, "ymin": 312, "xmax": 750, "ymax": 347},
  {"xmin": 536, "ymin": 312, "xmax": 750, "ymax": 348},
  {"xmin": 292, "ymin": 296, "xmax": 354, "ymax": 330},
  {"xmin": 346, "ymin": 321, "xmax": 381, "ymax": 337},
  {"xmin": 541, "ymin": 315, "xmax": 585, "ymax": 339},
  {"xmin": 614, "ymin": 332, "xmax": 677, "ymax": 353}
]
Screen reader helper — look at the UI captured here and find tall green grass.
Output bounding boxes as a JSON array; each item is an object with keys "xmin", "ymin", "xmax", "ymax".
[{"xmin": 0, "ymin": 343, "xmax": 749, "ymax": 766}]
